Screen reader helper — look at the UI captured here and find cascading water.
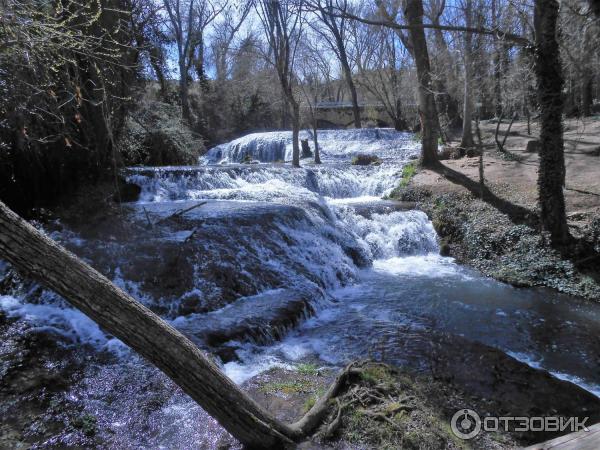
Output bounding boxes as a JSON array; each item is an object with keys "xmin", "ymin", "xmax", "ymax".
[{"xmin": 3, "ymin": 128, "xmax": 600, "ymax": 448}]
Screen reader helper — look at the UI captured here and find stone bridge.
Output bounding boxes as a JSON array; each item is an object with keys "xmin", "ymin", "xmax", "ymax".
[{"xmin": 306, "ymin": 101, "xmax": 417, "ymax": 129}]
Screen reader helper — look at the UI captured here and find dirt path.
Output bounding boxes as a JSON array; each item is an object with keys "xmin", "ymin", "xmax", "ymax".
[{"xmin": 415, "ymin": 117, "xmax": 600, "ymax": 232}]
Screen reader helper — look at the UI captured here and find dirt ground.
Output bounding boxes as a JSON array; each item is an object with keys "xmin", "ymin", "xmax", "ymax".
[{"xmin": 415, "ymin": 116, "xmax": 600, "ymax": 229}]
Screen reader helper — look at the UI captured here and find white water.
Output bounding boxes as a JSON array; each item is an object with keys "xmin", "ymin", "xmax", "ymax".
[
  {"xmin": 202, "ymin": 128, "xmax": 419, "ymax": 164},
  {"xmin": 3, "ymin": 128, "xmax": 600, "ymax": 447}
]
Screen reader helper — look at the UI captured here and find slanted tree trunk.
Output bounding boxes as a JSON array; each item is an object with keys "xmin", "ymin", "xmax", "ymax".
[
  {"xmin": 0, "ymin": 201, "xmax": 297, "ymax": 448},
  {"xmin": 340, "ymin": 57, "xmax": 362, "ymax": 128},
  {"xmin": 534, "ymin": 0, "xmax": 570, "ymax": 246},
  {"xmin": 0, "ymin": 200, "xmax": 364, "ymax": 448},
  {"xmin": 404, "ymin": 0, "xmax": 439, "ymax": 167}
]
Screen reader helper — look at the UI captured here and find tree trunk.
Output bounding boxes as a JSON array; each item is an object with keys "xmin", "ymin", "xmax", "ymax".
[
  {"xmin": 149, "ymin": 46, "xmax": 167, "ymax": 97},
  {"xmin": 581, "ymin": 71, "xmax": 593, "ymax": 117},
  {"xmin": 0, "ymin": 200, "xmax": 299, "ymax": 449},
  {"xmin": 313, "ymin": 119, "xmax": 321, "ymax": 164},
  {"xmin": 534, "ymin": 0, "xmax": 570, "ymax": 246},
  {"xmin": 291, "ymin": 99, "xmax": 301, "ymax": 167},
  {"xmin": 339, "ymin": 53, "xmax": 361, "ymax": 128},
  {"xmin": 460, "ymin": 0, "xmax": 475, "ymax": 150},
  {"xmin": 179, "ymin": 58, "xmax": 191, "ymax": 123},
  {"xmin": 431, "ymin": 19, "xmax": 462, "ymax": 130},
  {"xmin": 492, "ymin": 0, "xmax": 502, "ymax": 118},
  {"xmin": 404, "ymin": 0, "xmax": 439, "ymax": 167}
]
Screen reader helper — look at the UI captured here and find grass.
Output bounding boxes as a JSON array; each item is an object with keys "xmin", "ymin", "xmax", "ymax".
[
  {"xmin": 296, "ymin": 363, "xmax": 319, "ymax": 376},
  {"xmin": 399, "ymin": 161, "xmax": 417, "ymax": 188},
  {"xmin": 302, "ymin": 386, "xmax": 327, "ymax": 412},
  {"xmin": 358, "ymin": 365, "xmax": 396, "ymax": 385},
  {"xmin": 258, "ymin": 379, "xmax": 313, "ymax": 395}
]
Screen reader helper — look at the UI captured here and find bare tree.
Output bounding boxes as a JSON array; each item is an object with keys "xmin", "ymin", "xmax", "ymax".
[
  {"xmin": 426, "ymin": 0, "xmax": 463, "ymax": 131},
  {"xmin": 163, "ymin": 0, "xmax": 197, "ymax": 121},
  {"xmin": 306, "ymin": 0, "xmax": 362, "ymax": 128},
  {"xmin": 255, "ymin": 0, "xmax": 305, "ymax": 167},
  {"xmin": 534, "ymin": 0, "xmax": 570, "ymax": 245},
  {"xmin": 298, "ymin": 36, "xmax": 333, "ymax": 163},
  {"xmin": 375, "ymin": 0, "xmax": 439, "ymax": 166},
  {"xmin": 459, "ymin": 0, "xmax": 475, "ymax": 149},
  {"xmin": 192, "ymin": 0, "xmax": 229, "ymax": 88},
  {"xmin": 211, "ymin": 1, "xmax": 253, "ymax": 82},
  {"xmin": 354, "ymin": 25, "xmax": 409, "ymax": 130}
]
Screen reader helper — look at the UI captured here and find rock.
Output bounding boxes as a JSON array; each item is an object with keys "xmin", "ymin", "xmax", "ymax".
[
  {"xmin": 526, "ymin": 140, "xmax": 542, "ymax": 154},
  {"xmin": 439, "ymin": 238, "xmax": 451, "ymax": 256},
  {"xmin": 351, "ymin": 154, "xmax": 381, "ymax": 166},
  {"xmin": 438, "ymin": 147, "xmax": 461, "ymax": 160},
  {"xmin": 113, "ymin": 180, "xmax": 141, "ymax": 203},
  {"xmin": 300, "ymin": 139, "xmax": 313, "ymax": 158},
  {"xmin": 590, "ymin": 146, "xmax": 600, "ymax": 157},
  {"xmin": 465, "ymin": 147, "xmax": 482, "ymax": 158}
]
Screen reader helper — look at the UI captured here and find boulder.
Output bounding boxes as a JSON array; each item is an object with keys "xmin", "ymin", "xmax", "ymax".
[
  {"xmin": 300, "ymin": 139, "xmax": 313, "ymax": 158},
  {"xmin": 351, "ymin": 154, "xmax": 382, "ymax": 166}
]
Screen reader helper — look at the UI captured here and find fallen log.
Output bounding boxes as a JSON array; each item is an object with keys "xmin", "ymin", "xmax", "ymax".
[{"xmin": 0, "ymin": 199, "xmax": 358, "ymax": 448}]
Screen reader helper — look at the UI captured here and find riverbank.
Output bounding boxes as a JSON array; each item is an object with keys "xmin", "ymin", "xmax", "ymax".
[{"xmin": 390, "ymin": 117, "xmax": 600, "ymax": 300}]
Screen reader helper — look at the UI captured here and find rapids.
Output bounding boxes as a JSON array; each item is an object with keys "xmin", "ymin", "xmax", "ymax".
[{"xmin": 2, "ymin": 128, "xmax": 600, "ymax": 448}]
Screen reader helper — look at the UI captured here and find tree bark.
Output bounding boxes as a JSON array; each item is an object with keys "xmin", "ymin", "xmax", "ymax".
[
  {"xmin": 0, "ymin": 200, "xmax": 298, "ymax": 449},
  {"xmin": 534, "ymin": 0, "xmax": 570, "ymax": 246},
  {"xmin": 340, "ymin": 58, "xmax": 362, "ymax": 128},
  {"xmin": 460, "ymin": 0, "xmax": 474, "ymax": 150},
  {"xmin": 179, "ymin": 58, "xmax": 191, "ymax": 123},
  {"xmin": 404, "ymin": 0, "xmax": 439, "ymax": 167},
  {"xmin": 291, "ymin": 97, "xmax": 301, "ymax": 167},
  {"xmin": 316, "ymin": 1, "xmax": 361, "ymax": 128},
  {"xmin": 313, "ymin": 119, "xmax": 322, "ymax": 164},
  {"xmin": 492, "ymin": 0, "xmax": 502, "ymax": 118},
  {"xmin": 581, "ymin": 71, "xmax": 593, "ymax": 117}
]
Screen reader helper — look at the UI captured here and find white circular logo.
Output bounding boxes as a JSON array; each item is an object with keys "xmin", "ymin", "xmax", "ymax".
[{"xmin": 451, "ymin": 409, "xmax": 481, "ymax": 439}]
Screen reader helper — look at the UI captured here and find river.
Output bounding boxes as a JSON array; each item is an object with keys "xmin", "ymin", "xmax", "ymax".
[{"xmin": 1, "ymin": 128, "xmax": 599, "ymax": 448}]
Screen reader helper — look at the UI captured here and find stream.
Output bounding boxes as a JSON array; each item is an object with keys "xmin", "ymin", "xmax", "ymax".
[{"xmin": 2, "ymin": 128, "xmax": 600, "ymax": 448}]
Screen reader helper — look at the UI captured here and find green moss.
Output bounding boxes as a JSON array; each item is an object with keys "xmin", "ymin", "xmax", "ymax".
[
  {"xmin": 400, "ymin": 161, "xmax": 417, "ymax": 187},
  {"xmin": 303, "ymin": 394, "xmax": 317, "ymax": 412},
  {"xmin": 351, "ymin": 154, "xmax": 382, "ymax": 166},
  {"xmin": 296, "ymin": 363, "xmax": 319, "ymax": 376},
  {"xmin": 259, "ymin": 379, "xmax": 312, "ymax": 394},
  {"xmin": 71, "ymin": 413, "xmax": 97, "ymax": 437},
  {"xmin": 358, "ymin": 365, "xmax": 395, "ymax": 385}
]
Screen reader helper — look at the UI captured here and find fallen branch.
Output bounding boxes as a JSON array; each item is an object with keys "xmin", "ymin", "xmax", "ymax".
[
  {"xmin": 155, "ymin": 201, "xmax": 207, "ymax": 226},
  {"xmin": 0, "ymin": 199, "xmax": 377, "ymax": 449}
]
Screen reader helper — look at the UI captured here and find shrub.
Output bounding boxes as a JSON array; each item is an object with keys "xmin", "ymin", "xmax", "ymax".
[{"xmin": 117, "ymin": 99, "xmax": 204, "ymax": 166}]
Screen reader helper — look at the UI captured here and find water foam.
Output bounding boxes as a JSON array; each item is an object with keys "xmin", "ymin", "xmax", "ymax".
[{"xmin": 202, "ymin": 129, "xmax": 419, "ymax": 164}]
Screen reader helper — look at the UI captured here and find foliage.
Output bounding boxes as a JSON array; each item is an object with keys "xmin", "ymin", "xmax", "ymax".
[
  {"xmin": 0, "ymin": 0, "xmax": 143, "ymax": 213},
  {"xmin": 117, "ymin": 90, "xmax": 204, "ymax": 166},
  {"xmin": 297, "ymin": 363, "xmax": 319, "ymax": 376},
  {"xmin": 399, "ymin": 161, "xmax": 417, "ymax": 187}
]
